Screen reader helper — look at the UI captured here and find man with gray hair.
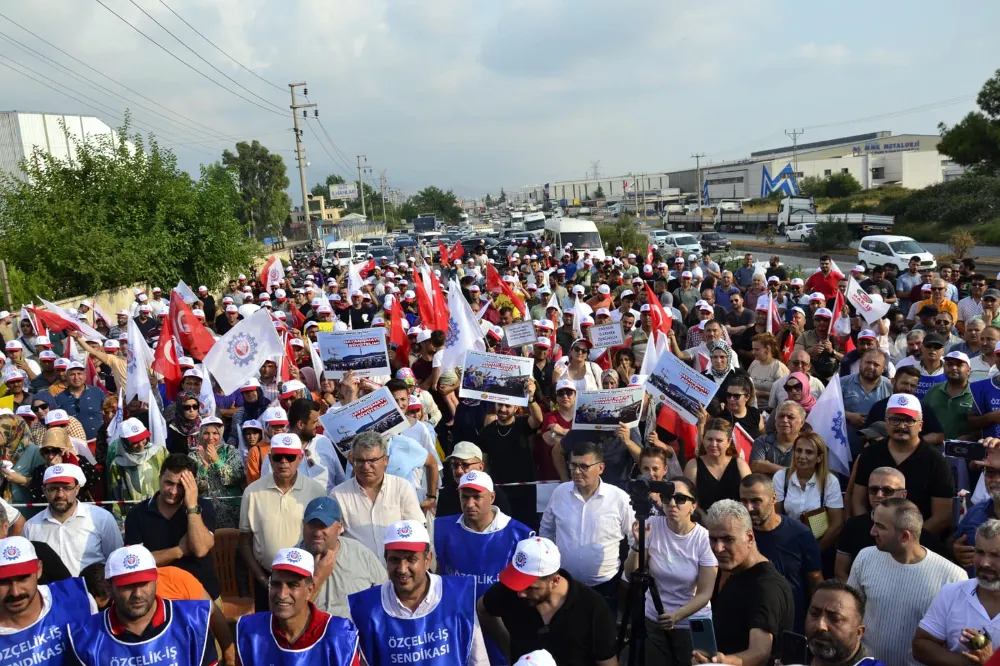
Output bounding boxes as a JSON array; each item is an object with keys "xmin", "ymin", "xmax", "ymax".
[
  {"xmin": 914, "ymin": 519, "xmax": 1000, "ymax": 665},
  {"xmin": 331, "ymin": 431, "xmax": 425, "ymax": 562},
  {"xmin": 693, "ymin": 500, "xmax": 793, "ymax": 665},
  {"xmin": 847, "ymin": 498, "xmax": 966, "ymax": 666},
  {"xmin": 750, "ymin": 400, "xmax": 808, "ymax": 476}
]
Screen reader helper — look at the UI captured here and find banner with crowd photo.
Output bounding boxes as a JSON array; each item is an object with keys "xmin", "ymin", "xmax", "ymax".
[
  {"xmin": 318, "ymin": 386, "xmax": 408, "ymax": 455},
  {"xmin": 317, "ymin": 329, "xmax": 390, "ymax": 379},
  {"xmin": 644, "ymin": 349, "xmax": 720, "ymax": 420},
  {"xmin": 459, "ymin": 350, "xmax": 533, "ymax": 407},
  {"xmin": 573, "ymin": 386, "xmax": 645, "ymax": 431}
]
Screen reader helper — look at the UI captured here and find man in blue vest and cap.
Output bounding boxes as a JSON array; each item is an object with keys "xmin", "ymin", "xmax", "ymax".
[
  {"xmin": 0, "ymin": 536, "xmax": 96, "ymax": 665},
  {"xmin": 235, "ymin": 547, "xmax": 363, "ymax": 665},
  {"xmin": 67, "ymin": 544, "xmax": 216, "ymax": 665},
  {"xmin": 348, "ymin": 519, "xmax": 490, "ymax": 665},
  {"xmin": 434, "ymin": 471, "xmax": 531, "ymax": 664}
]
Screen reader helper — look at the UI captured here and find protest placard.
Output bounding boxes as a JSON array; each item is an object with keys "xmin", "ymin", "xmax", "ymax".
[
  {"xmin": 459, "ymin": 350, "xmax": 533, "ymax": 406},
  {"xmin": 317, "ymin": 386, "xmax": 408, "ymax": 455},
  {"xmin": 318, "ymin": 329, "xmax": 390, "ymax": 379},
  {"xmin": 573, "ymin": 386, "xmax": 645, "ymax": 431},
  {"xmin": 846, "ymin": 276, "xmax": 891, "ymax": 324},
  {"xmin": 644, "ymin": 350, "xmax": 720, "ymax": 419},
  {"xmin": 503, "ymin": 321, "xmax": 537, "ymax": 348},
  {"xmin": 588, "ymin": 322, "xmax": 625, "ymax": 348}
]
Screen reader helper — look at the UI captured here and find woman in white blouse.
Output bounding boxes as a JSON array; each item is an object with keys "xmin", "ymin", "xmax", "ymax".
[
  {"xmin": 624, "ymin": 476, "xmax": 718, "ymax": 666},
  {"xmin": 775, "ymin": 431, "xmax": 844, "ymax": 554},
  {"xmin": 747, "ymin": 332, "xmax": 789, "ymax": 408}
]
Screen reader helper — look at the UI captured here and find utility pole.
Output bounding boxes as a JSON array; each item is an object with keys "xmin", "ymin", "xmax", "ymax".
[
  {"xmin": 691, "ymin": 153, "xmax": 705, "ymax": 213},
  {"xmin": 380, "ymin": 169, "xmax": 388, "ymax": 227},
  {"xmin": 289, "ymin": 83, "xmax": 317, "ymax": 242},
  {"xmin": 785, "ymin": 128, "xmax": 805, "ymax": 173},
  {"xmin": 356, "ymin": 154, "xmax": 368, "ymax": 220}
]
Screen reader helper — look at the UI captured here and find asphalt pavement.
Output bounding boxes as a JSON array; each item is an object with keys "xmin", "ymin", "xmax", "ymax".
[{"xmin": 724, "ymin": 232, "xmax": 1000, "ymax": 259}]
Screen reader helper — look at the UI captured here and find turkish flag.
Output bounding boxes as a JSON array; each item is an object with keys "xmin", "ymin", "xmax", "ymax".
[
  {"xmin": 781, "ymin": 332, "xmax": 795, "ymax": 363},
  {"xmin": 438, "ymin": 241, "xmax": 450, "ymax": 266},
  {"xmin": 357, "ymin": 259, "xmax": 377, "ymax": 279},
  {"xmin": 389, "ymin": 297, "xmax": 411, "ymax": 367},
  {"xmin": 647, "ymin": 244, "xmax": 654, "ymax": 265},
  {"xmin": 152, "ymin": 311, "xmax": 183, "ymax": 401},
  {"xmin": 486, "ymin": 263, "xmax": 504, "ymax": 294},
  {"xmin": 643, "ymin": 283, "xmax": 673, "ymax": 339},
  {"xmin": 289, "ymin": 305, "xmax": 306, "ymax": 332},
  {"xmin": 429, "ymin": 272, "xmax": 450, "ymax": 332},
  {"xmin": 260, "ymin": 256, "xmax": 285, "ymax": 291},
  {"xmin": 168, "ymin": 291, "xmax": 216, "ymax": 360},
  {"xmin": 414, "ymin": 273, "xmax": 439, "ymax": 330},
  {"xmin": 656, "ymin": 403, "xmax": 699, "ymax": 464},
  {"xmin": 733, "ymin": 423, "xmax": 754, "ymax": 461},
  {"xmin": 451, "ymin": 241, "xmax": 465, "ymax": 261}
]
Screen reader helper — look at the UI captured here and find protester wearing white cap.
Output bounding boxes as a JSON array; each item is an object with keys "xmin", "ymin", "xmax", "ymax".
[
  {"xmin": 67, "ymin": 544, "xmax": 218, "ymax": 665},
  {"xmin": 0, "ymin": 535, "xmax": 97, "ymax": 656},
  {"xmin": 21, "ymin": 463, "xmax": 123, "ymax": 576},
  {"xmin": 259, "ymin": 398, "xmax": 347, "ymax": 495},
  {"xmin": 241, "ymin": 432, "xmax": 326, "ymax": 612},
  {"xmin": 921, "ymin": 350, "xmax": 974, "ymax": 440},
  {"xmin": 479, "ymin": 535, "xmax": 618, "ymax": 664},
  {"xmin": 838, "ymin": 329, "xmax": 897, "ymax": 379},
  {"xmin": 347, "ymin": 519, "xmax": 489, "ymax": 665},
  {"xmin": 234, "ymin": 547, "xmax": 363, "ymax": 665}
]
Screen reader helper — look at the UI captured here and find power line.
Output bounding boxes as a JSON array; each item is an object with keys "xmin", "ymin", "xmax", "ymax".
[
  {"xmin": 305, "ymin": 117, "xmax": 355, "ymax": 175},
  {"xmin": 304, "ymin": 94, "xmax": 355, "ymax": 169},
  {"xmin": 154, "ymin": 0, "xmax": 285, "ymax": 94},
  {"xmin": 92, "ymin": 0, "xmax": 286, "ymax": 117},
  {"xmin": 0, "ymin": 10, "xmax": 244, "ymax": 141},
  {"xmin": 802, "ymin": 94, "xmax": 977, "ymax": 131}
]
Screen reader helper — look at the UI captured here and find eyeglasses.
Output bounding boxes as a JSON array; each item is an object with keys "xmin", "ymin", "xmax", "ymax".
[
  {"xmin": 868, "ymin": 485, "xmax": 903, "ymax": 497},
  {"xmin": 40, "ymin": 448, "xmax": 62, "ymax": 456},
  {"xmin": 788, "ymin": 360, "xmax": 809, "ymax": 367},
  {"xmin": 934, "ymin": 319, "xmax": 951, "ymax": 326},
  {"xmin": 572, "ymin": 347, "xmax": 588, "ymax": 354},
  {"xmin": 270, "ymin": 453, "xmax": 298, "ymax": 463},
  {"xmin": 450, "ymin": 460, "xmax": 481, "ymax": 471},
  {"xmin": 886, "ymin": 416, "xmax": 919, "ymax": 427},
  {"xmin": 665, "ymin": 494, "xmax": 696, "ymax": 506},
  {"xmin": 31, "ymin": 404, "xmax": 49, "ymax": 413},
  {"xmin": 354, "ymin": 454, "xmax": 387, "ymax": 467},
  {"xmin": 182, "ymin": 404, "xmax": 199, "ymax": 412},
  {"xmin": 726, "ymin": 392, "xmax": 746, "ymax": 400},
  {"xmin": 556, "ymin": 390, "xmax": 575, "ymax": 397},
  {"xmin": 931, "ymin": 287, "xmax": 946, "ymax": 292},
  {"xmin": 568, "ymin": 461, "xmax": 601, "ymax": 472},
  {"xmin": 785, "ymin": 382, "xmax": 802, "ymax": 391}
]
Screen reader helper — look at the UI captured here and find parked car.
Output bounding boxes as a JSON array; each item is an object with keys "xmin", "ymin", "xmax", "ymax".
[
  {"xmin": 697, "ymin": 232, "xmax": 731, "ymax": 253},
  {"xmin": 785, "ymin": 222, "xmax": 817, "ymax": 242},
  {"xmin": 650, "ymin": 232, "xmax": 702, "ymax": 256},
  {"xmin": 858, "ymin": 235, "xmax": 936, "ymax": 272}
]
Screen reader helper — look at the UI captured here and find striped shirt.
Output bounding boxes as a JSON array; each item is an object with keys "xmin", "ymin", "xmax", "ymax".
[{"xmin": 848, "ymin": 546, "xmax": 967, "ymax": 666}]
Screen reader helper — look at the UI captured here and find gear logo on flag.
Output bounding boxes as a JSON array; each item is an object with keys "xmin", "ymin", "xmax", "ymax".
[
  {"xmin": 444, "ymin": 317, "xmax": 459, "ymax": 347},
  {"xmin": 122, "ymin": 553, "xmax": 141, "ymax": 570},
  {"xmin": 227, "ymin": 332, "xmax": 258, "ymax": 368},
  {"xmin": 2, "ymin": 546, "xmax": 20, "ymax": 562}
]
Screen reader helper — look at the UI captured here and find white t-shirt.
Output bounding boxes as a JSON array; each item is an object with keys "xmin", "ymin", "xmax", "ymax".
[
  {"xmin": 918, "ymin": 578, "xmax": 1000, "ymax": 653},
  {"xmin": 638, "ymin": 517, "xmax": 716, "ymax": 625}
]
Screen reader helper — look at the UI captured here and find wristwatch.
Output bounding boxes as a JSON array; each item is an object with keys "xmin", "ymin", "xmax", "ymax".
[{"xmin": 186, "ymin": 506, "xmax": 202, "ymax": 515}]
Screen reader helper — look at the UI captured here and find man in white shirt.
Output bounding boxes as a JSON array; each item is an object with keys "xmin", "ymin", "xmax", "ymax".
[
  {"xmin": 847, "ymin": 497, "xmax": 966, "ymax": 666},
  {"xmin": 913, "ymin": 518, "xmax": 1000, "ymax": 664},
  {"xmin": 22, "ymin": 464, "xmax": 123, "ymax": 576},
  {"xmin": 971, "ymin": 336, "xmax": 1000, "ymax": 382},
  {"xmin": 331, "ymin": 431, "xmax": 426, "ymax": 562},
  {"xmin": 347, "ymin": 520, "xmax": 490, "ymax": 665},
  {"xmin": 540, "ymin": 441, "xmax": 635, "ymax": 613}
]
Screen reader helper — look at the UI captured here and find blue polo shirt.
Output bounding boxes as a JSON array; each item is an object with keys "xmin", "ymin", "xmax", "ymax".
[
  {"xmin": 715, "ymin": 285, "xmax": 740, "ymax": 311},
  {"xmin": 54, "ymin": 384, "xmax": 106, "ymax": 439},
  {"xmin": 841, "ymin": 374, "xmax": 893, "ymax": 456}
]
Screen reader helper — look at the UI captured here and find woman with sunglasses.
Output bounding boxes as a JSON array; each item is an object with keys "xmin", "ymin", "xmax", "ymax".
[
  {"xmin": 701, "ymin": 340, "xmax": 750, "ymax": 416},
  {"xmin": 747, "ymin": 332, "xmax": 789, "ymax": 409},
  {"xmin": 684, "ymin": 418, "xmax": 750, "ymax": 513},
  {"xmin": 18, "ymin": 429, "xmax": 98, "ymax": 503},
  {"xmin": 167, "ymin": 391, "xmax": 202, "ymax": 455},
  {"xmin": 717, "ymin": 374, "xmax": 765, "ymax": 439},
  {"xmin": 542, "ymin": 380, "xmax": 578, "ymax": 481},
  {"xmin": 189, "ymin": 417, "xmax": 244, "ymax": 528},
  {"xmin": 552, "ymin": 337, "xmax": 603, "ymax": 392},
  {"xmin": 624, "ymin": 476, "xmax": 718, "ymax": 666}
]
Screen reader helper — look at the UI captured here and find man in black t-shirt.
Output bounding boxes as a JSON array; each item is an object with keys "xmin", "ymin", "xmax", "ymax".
[
  {"xmin": 863, "ymin": 367, "xmax": 945, "ymax": 446},
  {"xmin": 859, "ymin": 264, "xmax": 897, "ymax": 304},
  {"xmin": 479, "ymin": 396, "xmax": 543, "ymax": 529},
  {"xmin": 699, "ymin": 499, "xmax": 793, "ymax": 664},
  {"xmin": 436, "ymin": 442, "xmax": 513, "ymax": 519}
]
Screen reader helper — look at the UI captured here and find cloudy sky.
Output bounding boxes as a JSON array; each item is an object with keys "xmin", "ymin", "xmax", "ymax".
[{"xmin": 2, "ymin": 0, "xmax": 998, "ymax": 204}]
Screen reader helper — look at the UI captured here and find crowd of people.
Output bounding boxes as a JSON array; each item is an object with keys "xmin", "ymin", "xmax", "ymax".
[{"xmin": 0, "ymin": 239, "xmax": 997, "ymax": 666}]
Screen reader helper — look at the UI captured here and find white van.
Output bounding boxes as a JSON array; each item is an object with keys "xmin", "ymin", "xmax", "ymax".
[
  {"xmin": 858, "ymin": 235, "xmax": 937, "ymax": 272},
  {"xmin": 543, "ymin": 218, "xmax": 605, "ymax": 261},
  {"xmin": 523, "ymin": 211, "xmax": 546, "ymax": 235},
  {"xmin": 325, "ymin": 240, "xmax": 354, "ymax": 261}
]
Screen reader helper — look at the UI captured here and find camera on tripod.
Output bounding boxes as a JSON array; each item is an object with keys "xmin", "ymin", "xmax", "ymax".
[{"xmin": 626, "ymin": 475, "xmax": 675, "ymax": 519}]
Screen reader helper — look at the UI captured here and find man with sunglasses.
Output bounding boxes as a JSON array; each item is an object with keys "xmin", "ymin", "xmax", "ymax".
[
  {"xmin": 437, "ymin": 442, "xmax": 512, "ymax": 519},
  {"xmin": 895, "ymin": 331, "xmax": 947, "ymax": 399},
  {"xmin": 240, "ymin": 433, "xmax": 326, "ymax": 611},
  {"xmin": 851, "ymin": 395, "xmax": 954, "ymax": 537},
  {"xmin": 957, "ymin": 273, "xmax": 988, "ymax": 332}
]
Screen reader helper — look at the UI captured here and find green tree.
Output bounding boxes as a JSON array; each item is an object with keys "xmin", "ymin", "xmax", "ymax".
[
  {"xmin": 410, "ymin": 186, "xmax": 463, "ymax": 222},
  {"xmin": 222, "ymin": 140, "xmax": 292, "ymax": 239},
  {"xmin": 485, "ymin": 193, "xmax": 494, "ymax": 208},
  {"xmin": 825, "ymin": 172, "xmax": 862, "ymax": 198},
  {"xmin": 499, "ymin": 188, "xmax": 507, "ymax": 203},
  {"xmin": 938, "ymin": 69, "xmax": 1000, "ymax": 175},
  {"xmin": 310, "ymin": 173, "xmax": 346, "ymax": 200},
  {"xmin": 593, "ymin": 184, "xmax": 605, "ymax": 199},
  {"xmin": 798, "ymin": 175, "xmax": 827, "ymax": 199},
  {"xmin": 0, "ymin": 119, "xmax": 260, "ymax": 303}
]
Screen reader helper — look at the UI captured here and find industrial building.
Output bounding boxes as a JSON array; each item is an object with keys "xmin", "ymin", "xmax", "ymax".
[
  {"xmin": 523, "ymin": 172, "xmax": 680, "ymax": 207},
  {"xmin": 0, "ymin": 111, "xmax": 125, "ymax": 182}
]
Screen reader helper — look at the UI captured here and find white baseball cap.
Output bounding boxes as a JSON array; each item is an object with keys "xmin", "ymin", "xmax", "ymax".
[
  {"xmin": 43, "ymin": 463, "xmax": 86, "ymax": 487},
  {"xmin": 499, "ymin": 536, "xmax": 561, "ymax": 591},
  {"xmin": 272, "ymin": 547, "xmax": 314, "ymax": 578},
  {"xmin": 858, "ymin": 329, "xmax": 877, "ymax": 341},
  {"xmin": 269, "ymin": 433, "xmax": 303, "ymax": 457},
  {"xmin": 555, "ymin": 379, "xmax": 577, "ymax": 393},
  {"xmin": 514, "ymin": 651, "xmax": 558, "ymax": 666},
  {"xmin": 790, "ymin": 278, "xmax": 804, "ymax": 287},
  {"xmin": 262, "ymin": 406, "xmax": 289, "ymax": 426},
  {"xmin": 106, "ymin": 544, "xmax": 157, "ymax": 586},
  {"xmin": 0, "ymin": 537, "xmax": 38, "ymax": 579},
  {"xmin": 535, "ymin": 336, "xmax": 552, "ymax": 348},
  {"xmin": 886, "ymin": 393, "xmax": 922, "ymax": 420},
  {"xmin": 416, "ymin": 330, "xmax": 433, "ymax": 344},
  {"xmin": 44, "ymin": 409, "xmax": 70, "ymax": 426},
  {"xmin": 239, "ymin": 378, "xmax": 261, "ymax": 392},
  {"xmin": 458, "ymin": 470, "xmax": 494, "ymax": 493},
  {"xmin": 280, "ymin": 380, "xmax": 307, "ymax": 399},
  {"xmin": 121, "ymin": 417, "xmax": 150, "ymax": 443},
  {"xmin": 383, "ymin": 520, "xmax": 431, "ymax": 552},
  {"xmin": 598, "ymin": 284, "xmax": 611, "ymax": 295},
  {"xmin": 944, "ymin": 350, "xmax": 971, "ymax": 366},
  {"xmin": 814, "ymin": 308, "xmax": 833, "ymax": 319}
]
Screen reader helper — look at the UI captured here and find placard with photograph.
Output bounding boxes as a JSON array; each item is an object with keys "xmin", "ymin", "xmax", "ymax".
[
  {"xmin": 459, "ymin": 350, "xmax": 533, "ymax": 406},
  {"xmin": 318, "ymin": 329, "xmax": 390, "ymax": 379}
]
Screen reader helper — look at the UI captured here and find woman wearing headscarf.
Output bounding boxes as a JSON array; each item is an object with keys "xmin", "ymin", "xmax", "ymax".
[
  {"xmin": 226, "ymin": 380, "xmax": 268, "ymax": 452},
  {"xmin": 107, "ymin": 415, "xmax": 168, "ymax": 505},
  {"xmin": 190, "ymin": 417, "xmax": 244, "ymax": 528},
  {"xmin": 0, "ymin": 413, "xmax": 41, "ymax": 507},
  {"xmin": 701, "ymin": 340, "xmax": 751, "ymax": 417},
  {"xmin": 166, "ymin": 390, "xmax": 202, "ymax": 455}
]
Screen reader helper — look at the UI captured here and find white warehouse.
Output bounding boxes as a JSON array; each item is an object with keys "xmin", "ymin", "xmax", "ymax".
[{"xmin": 0, "ymin": 111, "xmax": 124, "ymax": 182}]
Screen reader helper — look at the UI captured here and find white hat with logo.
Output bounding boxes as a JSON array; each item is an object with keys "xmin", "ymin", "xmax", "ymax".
[
  {"xmin": 458, "ymin": 470, "xmax": 494, "ymax": 493},
  {"xmin": 271, "ymin": 547, "xmax": 314, "ymax": 578},
  {"xmin": 499, "ymin": 536, "xmax": 561, "ymax": 591},
  {"xmin": 121, "ymin": 417, "xmax": 150, "ymax": 443},
  {"xmin": 383, "ymin": 519, "xmax": 431, "ymax": 552},
  {"xmin": 0, "ymin": 537, "xmax": 38, "ymax": 579},
  {"xmin": 106, "ymin": 544, "xmax": 158, "ymax": 586}
]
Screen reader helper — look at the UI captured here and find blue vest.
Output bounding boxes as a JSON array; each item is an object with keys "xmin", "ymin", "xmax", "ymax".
[
  {"xmin": 915, "ymin": 373, "xmax": 946, "ymax": 399},
  {"xmin": 236, "ymin": 610, "xmax": 359, "ymax": 665},
  {"xmin": 433, "ymin": 515, "xmax": 531, "ymax": 595},
  {"xmin": 347, "ymin": 576, "xmax": 475, "ymax": 666},
  {"xmin": 0, "ymin": 578, "xmax": 91, "ymax": 666},
  {"xmin": 67, "ymin": 599, "xmax": 210, "ymax": 666},
  {"xmin": 433, "ymin": 517, "xmax": 529, "ymax": 666}
]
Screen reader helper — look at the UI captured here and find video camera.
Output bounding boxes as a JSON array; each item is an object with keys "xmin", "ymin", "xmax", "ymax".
[{"xmin": 626, "ymin": 475, "xmax": 675, "ymax": 519}]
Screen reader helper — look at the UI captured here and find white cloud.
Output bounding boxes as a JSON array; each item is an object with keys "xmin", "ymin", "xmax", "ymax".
[{"xmin": 794, "ymin": 42, "xmax": 851, "ymax": 66}]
